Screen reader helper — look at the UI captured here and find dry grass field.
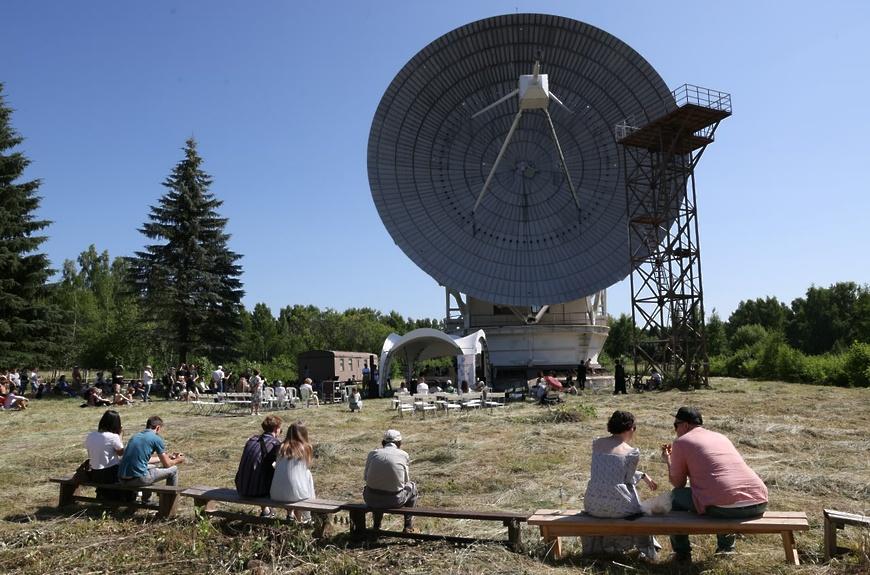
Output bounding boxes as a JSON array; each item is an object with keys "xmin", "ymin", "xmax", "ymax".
[{"xmin": 0, "ymin": 378, "xmax": 868, "ymax": 575}]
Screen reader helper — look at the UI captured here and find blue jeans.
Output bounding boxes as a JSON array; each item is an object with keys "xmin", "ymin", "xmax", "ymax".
[
  {"xmin": 670, "ymin": 487, "xmax": 767, "ymax": 555},
  {"xmin": 120, "ymin": 466, "xmax": 179, "ymax": 501}
]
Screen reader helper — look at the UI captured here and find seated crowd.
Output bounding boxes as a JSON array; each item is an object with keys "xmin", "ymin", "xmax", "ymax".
[
  {"xmin": 66, "ymin": 382, "xmax": 770, "ymax": 565},
  {"xmin": 78, "ymin": 409, "xmax": 420, "ymax": 532}
]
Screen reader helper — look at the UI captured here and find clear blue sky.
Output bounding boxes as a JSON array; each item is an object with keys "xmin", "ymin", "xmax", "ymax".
[{"xmin": 4, "ymin": 1, "xmax": 868, "ymax": 322}]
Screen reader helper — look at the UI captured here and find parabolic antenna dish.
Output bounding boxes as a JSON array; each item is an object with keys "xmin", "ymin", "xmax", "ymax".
[{"xmin": 368, "ymin": 13, "xmax": 676, "ymax": 305}]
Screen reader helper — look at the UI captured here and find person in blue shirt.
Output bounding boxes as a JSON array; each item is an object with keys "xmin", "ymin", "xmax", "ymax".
[{"xmin": 118, "ymin": 416, "xmax": 185, "ymax": 501}]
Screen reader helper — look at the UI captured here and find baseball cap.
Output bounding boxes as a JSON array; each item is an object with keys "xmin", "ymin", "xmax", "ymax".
[
  {"xmin": 674, "ymin": 406, "xmax": 703, "ymax": 425},
  {"xmin": 383, "ymin": 429, "xmax": 403, "ymax": 443}
]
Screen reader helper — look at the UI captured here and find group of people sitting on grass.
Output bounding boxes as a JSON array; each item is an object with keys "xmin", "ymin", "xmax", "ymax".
[
  {"xmin": 0, "ymin": 372, "xmax": 30, "ymax": 410},
  {"xmin": 0, "ymin": 367, "xmax": 55, "ymax": 408},
  {"xmin": 78, "ymin": 403, "xmax": 766, "ymax": 563}
]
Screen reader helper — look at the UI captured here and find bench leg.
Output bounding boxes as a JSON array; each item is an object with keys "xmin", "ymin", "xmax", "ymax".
[
  {"xmin": 157, "ymin": 492, "xmax": 179, "ymax": 518},
  {"xmin": 823, "ymin": 516, "xmax": 838, "ymax": 561},
  {"xmin": 781, "ymin": 530, "xmax": 799, "ymax": 565},
  {"xmin": 540, "ymin": 526, "xmax": 562, "ymax": 560},
  {"xmin": 192, "ymin": 497, "xmax": 219, "ymax": 514},
  {"xmin": 349, "ymin": 510, "xmax": 367, "ymax": 541},
  {"xmin": 58, "ymin": 483, "xmax": 79, "ymax": 508},
  {"xmin": 505, "ymin": 519, "xmax": 522, "ymax": 552},
  {"xmin": 312, "ymin": 513, "xmax": 333, "ymax": 538}
]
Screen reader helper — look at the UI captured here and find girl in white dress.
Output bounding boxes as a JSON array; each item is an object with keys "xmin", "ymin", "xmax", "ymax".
[{"xmin": 270, "ymin": 421, "xmax": 316, "ymax": 521}]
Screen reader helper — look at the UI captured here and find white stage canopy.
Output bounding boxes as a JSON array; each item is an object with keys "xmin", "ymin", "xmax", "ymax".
[{"xmin": 378, "ymin": 328, "xmax": 487, "ymax": 396}]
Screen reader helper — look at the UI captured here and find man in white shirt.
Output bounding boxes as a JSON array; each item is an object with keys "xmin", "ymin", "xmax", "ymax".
[
  {"xmin": 363, "ymin": 429, "xmax": 417, "ymax": 532},
  {"xmin": 10, "ymin": 369, "xmax": 21, "ymax": 393},
  {"xmin": 415, "ymin": 378, "xmax": 429, "ymax": 395},
  {"xmin": 212, "ymin": 366, "xmax": 225, "ymax": 393},
  {"xmin": 142, "ymin": 365, "xmax": 154, "ymax": 402}
]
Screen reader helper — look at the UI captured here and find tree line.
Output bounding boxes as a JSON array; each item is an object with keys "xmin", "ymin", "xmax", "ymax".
[
  {"xmin": 0, "ymin": 84, "xmax": 439, "ymax": 381},
  {"xmin": 3, "ymin": 83, "xmax": 866, "ymax": 386},
  {"xmin": 604, "ymin": 283, "xmax": 870, "ymax": 387}
]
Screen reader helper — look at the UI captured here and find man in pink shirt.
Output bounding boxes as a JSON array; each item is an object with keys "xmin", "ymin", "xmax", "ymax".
[{"xmin": 663, "ymin": 407, "xmax": 768, "ymax": 562}]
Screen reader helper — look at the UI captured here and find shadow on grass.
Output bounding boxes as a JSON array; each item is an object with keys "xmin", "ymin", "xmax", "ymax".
[
  {"xmin": 531, "ymin": 540, "xmax": 714, "ymax": 575},
  {"xmin": 4, "ymin": 503, "xmax": 145, "ymax": 523}
]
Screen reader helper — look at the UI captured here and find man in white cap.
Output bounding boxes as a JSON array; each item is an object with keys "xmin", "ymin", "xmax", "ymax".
[{"xmin": 363, "ymin": 429, "xmax": 417, "ymax": 533}]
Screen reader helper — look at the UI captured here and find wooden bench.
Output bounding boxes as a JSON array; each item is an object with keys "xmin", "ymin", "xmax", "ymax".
[
  {"xmin": 528, "ymin": 509, "xmax": 810, "ymax": 564},
  {"xmin": 180, "ymin": 486, "xmax": 344, "ymax": 537},
  {"xmin": 49, "ymin": 475, "xmax": 183, "ymax": 518},
  {"xmin": 824, "ymin": 508, "xmax": 870, "ymax": 560},
  {"xmin": 341, "ymin": 502, "xmax": 528, "ymax": 550}
]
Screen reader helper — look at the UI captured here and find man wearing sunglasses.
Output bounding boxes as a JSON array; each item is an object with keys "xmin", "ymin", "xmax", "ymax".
[{"xmin": 661, "ymin": 407, "xmax": 768, "ymax": 563}]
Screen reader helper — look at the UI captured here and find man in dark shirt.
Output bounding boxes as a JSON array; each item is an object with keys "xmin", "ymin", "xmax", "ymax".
[{"xmin": 613, "ymin": 359, "xmax": 627, "ymax": 395}]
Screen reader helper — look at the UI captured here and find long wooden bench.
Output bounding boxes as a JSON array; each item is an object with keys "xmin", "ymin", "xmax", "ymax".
[
  {"xmin": 181, "ymin": 486, "xmax": 344, "ymax": 537},
  {"xmin": 528, "ymin": 509, "xmax": 810, "ymax": 564},
  {"xmin": 49, "ymin": 475, "xmax": 183, "ymax": 518},
  {"xmin": 824, "ymin": 508, "xmax": 870, "ymax": 560},
  {"xmin": 341, "ymin": 502, "xmax": 528, "ymax": 550}
]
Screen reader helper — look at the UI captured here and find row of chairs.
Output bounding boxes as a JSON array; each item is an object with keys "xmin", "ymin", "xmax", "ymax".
[
  {"xmin": 188, "ymin": 387, "xmax": 322, "ymax": 415},
  {"xmin": 392, "ymin": 391, "xmax": 505, "ymax": 418}
]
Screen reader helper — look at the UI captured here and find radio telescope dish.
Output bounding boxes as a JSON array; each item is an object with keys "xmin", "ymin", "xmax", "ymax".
[{"xmin": 369, "ymin": 13, "xmax": 676, "ymax": 305}]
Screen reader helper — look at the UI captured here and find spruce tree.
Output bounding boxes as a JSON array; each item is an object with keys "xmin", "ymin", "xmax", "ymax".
[
  {"xmin": 0, "ymin": 84, "xmax": 59, "ymax": 367},
  {"xmin": 128, "ymin": 138, "xmax": 244, "ymax": 363}
]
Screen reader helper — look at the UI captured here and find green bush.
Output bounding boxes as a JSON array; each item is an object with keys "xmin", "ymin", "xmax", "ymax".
[
  {"xmin": 844, "ymin": 342, "xmax": 870, "ymax": 387},
  {"xmin": 799, "ymin": 352, "xmax": 847, "ymax": 386},
  {"xmin": 756, "ymin": 334, "xmax": 804, "ymax": 382},
  {"xmin": 708, "ymin": 354, "xmax": 728, "ymax": 376},
  {"xmin": 710, "ymin": 335, "xmax": 857, "ymax": 387},
  {"xmin": 730, "ymin": 324, "xmax": 768, "ymax": 350},
  {"xmin": 724, "ymin": 346, "xmax": 759, "ymax": 377}
]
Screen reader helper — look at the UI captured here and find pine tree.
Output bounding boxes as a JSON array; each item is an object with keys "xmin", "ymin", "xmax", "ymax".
[
  {"xmin": 128, "ymin": 138, "xmax": 244, "ymax": 364},
  {"xmin": 0, "ymin": 84, "xmax": 59, "ymax": 367}
]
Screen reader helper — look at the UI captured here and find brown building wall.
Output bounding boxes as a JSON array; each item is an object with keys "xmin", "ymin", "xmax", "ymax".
[{"xmin": 297, "ymin": 350, "xmax": 377, "ymax": 383}]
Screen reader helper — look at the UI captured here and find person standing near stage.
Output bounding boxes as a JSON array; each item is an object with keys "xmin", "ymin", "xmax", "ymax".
[
  {"xmin": 212, "ymin": 365, "xmax": 225, "ymax": 393},
  {"xmin": 142, "ymin": 365, "xmax": 153, "ymax": 402},
  {"xmin": 250, "ymin": 369, "xmax": 264, "ymax": 415},
  {"xmin": 613, "ymin": 359, "xmax": 627, "ymax": 395},
  {"xmin": 578, "ymin": 359, "xmax": 587, "ymax": 391},
  {"xmin": 362, "ymin": 362, "xmax": 371, "ymax": 396}
]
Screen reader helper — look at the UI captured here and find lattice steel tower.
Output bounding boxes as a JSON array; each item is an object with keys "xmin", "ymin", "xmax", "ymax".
[{"xmin": 616, "ymin": 85, "xmax": 731, "ymax": 388}]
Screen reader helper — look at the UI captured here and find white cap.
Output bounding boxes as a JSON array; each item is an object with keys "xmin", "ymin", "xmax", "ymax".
[
  {"xmin": 217, "ymin": 365, "xmax": 223, "ymax": 370},
  {"xmin": 446, "ymin": 379, "xmax": 452, "ymax": 385},
  {"xmin": 383, "ymin": 429, "xmax": 402, "ymax": 443}
]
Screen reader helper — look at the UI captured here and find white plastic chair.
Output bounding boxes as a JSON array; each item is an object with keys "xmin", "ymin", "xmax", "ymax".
[
  {"xmin": 262, "ymin": 386, "xmax": 276, "ymax": 409},
  {"xmin": 274, "ymin": 386, "xmax": 287, "ymax": 408},
  {"xmin": 300, "ymin": 386, "xmax": 319, "ymax": 407},
  {"xmin": 397, "ymin": 394, "xmax": 415, "ymax": 417},
  {"xmin": 414, "ymin": 394, "xmax": 437, "ymax": 419}
]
